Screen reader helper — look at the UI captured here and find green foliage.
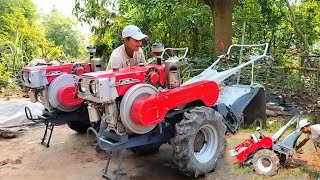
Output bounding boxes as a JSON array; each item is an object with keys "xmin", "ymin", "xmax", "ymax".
[
  {"xmin": 234, "ymin": 0, "xmax": 320, "ymax": 65},
  {"xmin": 0, "ymin": 0, "xmax": 87, "ymax": 87},
  {"xmin": 241, "ymin": 117, "xmax": 293, "ymax": 133},
  {"xmin": 42, "ymin": 9, "xmax": 85, "ymax": 59},
  {"xmin": 295, "ymin": 1, "xmax": 320, "ymax": 48},
  {"xmin": 74, "ymin": 0, "xmax": 213, "ymax": 65},
  {"xmin": 299, "ymin": 166, "xmax": 320, "ymax": 180},
  {"xmin": 0, "ymin": 0, "xmax": 37, "ymax": 23},
  {"xmin": 0, "ymin": 0, "xmax": 62, "ymax": 72},
  {"xmin": 0, "ymin": 0, "xmax": 319, "ymax": 90},
  {"xmin": 0, "ymin": 64, "xmax": 12, "ymax": 88},
  {"xmin": 74, "ymin": 0, "xmax": 320, "ymax": 69},
  {"xmin": 0, "ymin": 6, "xmax": 37, "ymax": 71}
]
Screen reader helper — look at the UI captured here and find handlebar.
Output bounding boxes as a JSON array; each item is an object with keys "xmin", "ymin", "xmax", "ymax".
[
  {"xmin": 226, "ymin": 43, "xmax": 269, "ymax": 57},
  {"xmin": 160, "ymin": 48, "xmax": 189, "ymax": 61}
]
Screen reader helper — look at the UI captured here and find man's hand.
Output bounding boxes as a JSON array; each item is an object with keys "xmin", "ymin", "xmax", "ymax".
[{"xmin": 295, "ymin": 147, "xmax": 303, "ymax": 154}]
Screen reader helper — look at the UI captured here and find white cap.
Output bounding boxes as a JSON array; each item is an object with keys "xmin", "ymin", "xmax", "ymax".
[
  {"xmin": 122, "ymin": 25, "xmax": 147, "ymax": 40},
  {"xmin": 296, "ymin": 119, "xmax": 310, "ymax": 132}
]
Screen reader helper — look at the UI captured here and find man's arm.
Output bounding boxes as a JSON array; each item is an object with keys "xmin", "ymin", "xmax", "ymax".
[{"xmin": 295, "ymin": 138, "xmax": 309, "ymax": 151}]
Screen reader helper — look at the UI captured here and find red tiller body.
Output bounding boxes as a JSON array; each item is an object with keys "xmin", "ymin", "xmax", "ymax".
[
  {"xmin": 236, "ymin": 137, "xmax": 273, "ymax": 163},
  {"xmin": 131, "ymin": 80, "xmax": 220, "ymax": 126},
  {"xmin": 22, "ymin": 63, "xmax": 91, "ymax": 83}
]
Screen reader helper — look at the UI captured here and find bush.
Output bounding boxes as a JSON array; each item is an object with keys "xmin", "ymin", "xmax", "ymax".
[{"xmin": 0, "ymin": 63, "xmax": 12, "ymax": 88}]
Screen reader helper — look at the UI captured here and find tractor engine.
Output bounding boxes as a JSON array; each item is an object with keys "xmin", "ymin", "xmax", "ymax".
[
  {"xmin": 76, "ymin": 64, "xmax": 167, "ymax": 135},
  {"xmin": 21, "ymin": 59, "xmax": 104, "ymax": 147},
  {"xmin": 21, "ymin": 62, "xmax": 94, "ymax": 112}
]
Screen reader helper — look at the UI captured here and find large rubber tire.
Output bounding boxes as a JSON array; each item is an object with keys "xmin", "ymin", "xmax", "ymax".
[
  {"xmin": 67, "ymin": 121, "xmax": 91, "ymax": 134},
  {"xmin": 171, "ymin": 106, "xmax": 227, "ymax": 177},
  {"xmin": 129, "ymin": 143, "xmax": 162, "ymax": 156},
  {"xmin": 252, "ymin": 149, "xmax": 280, "ymax": 176}
]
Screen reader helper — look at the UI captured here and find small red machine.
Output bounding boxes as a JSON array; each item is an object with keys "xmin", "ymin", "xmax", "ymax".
[
  {"xmin": 229, "ymin": 127, "xmax": 273, "ymax": 163},
  {"xmin": 22, "ymin": 62, "xmax": 91, "ymax": 112},
  {"xmin": 230, "ymin": 115, "xmax": 309, "ymax": 176},
  {"xmin": 22, "ymin": 45, "xmax": 103, "ymax": 147}
]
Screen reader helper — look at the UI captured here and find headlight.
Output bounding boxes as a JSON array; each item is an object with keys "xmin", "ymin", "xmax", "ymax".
[
  {"xmin": 22, "ymin": 71, "xmax": 29, "ymax": 82},
  {"xmin": 89, "ymin": 80, "xmax": 97, "ymax": 96},
  {"xmin": 78, "ymin": 78, "xmax": 86, "ymax": 92},
  {"xmin": 28, "ymin": 73, "xmax": 31, "ymax": 83}
]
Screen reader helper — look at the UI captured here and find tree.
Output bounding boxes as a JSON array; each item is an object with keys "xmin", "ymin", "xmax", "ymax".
[
  {"xmin": 74, "ymin": 0, "xmax": 238, "ymax": 57},
  {"xmin": 202, "ymin": 0, "xmax": 237, "ymax": 56},
  {"xmin": 74, "ymin": 0, "xmax": 214, "ymax": 62},
  {"xmin": 43, "ymin": 9, "xmax": 85, "ymax": 59},
  {"xmin": 0, "ymin": 0, "xmax": 63, "ymax": 74},
  {"xmin": 285, "ymin": 0, "xmax": 310, "ymax": 54},
  {"xmin": 0, "ymin": 0, "xmax": 37, "ymax": 22},
  {"xmin": 0, "ymin": 5, "xmax": 46, "ymax": 72},
  {"xmin": 73, "ymin": 0, "xmax": 320, "ymax": 64}
]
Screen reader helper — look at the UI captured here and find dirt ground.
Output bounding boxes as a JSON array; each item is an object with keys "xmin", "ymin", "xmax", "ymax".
[
  {"xmin": 0, "ymin": 124, "xmax": 248, "ymax": 180},
  {"xmin": 0, "ymin": 124, "xmax": 319, "ymax": 180}
]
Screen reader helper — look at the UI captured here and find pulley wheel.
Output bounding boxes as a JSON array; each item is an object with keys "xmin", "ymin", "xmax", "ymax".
[
  {"xmin": 48, "ymin": 74, "xmax": 82, "ymax": 112},
  {"xmin": 120, "ymin": 84, "xmax": 159, "ymax": 134}
]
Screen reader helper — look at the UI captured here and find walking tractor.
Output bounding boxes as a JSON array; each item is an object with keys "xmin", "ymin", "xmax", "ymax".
[
  {"xmin": 21, "ymin": 46, "xmax": 103, "ymax": 147},
  {"xmin": 76, "ymin": 43, "xmax": 269, "ymax": 179},
  {"xmin": 229, "ymin": 115, "xmax": 310, "ymax": 176}
]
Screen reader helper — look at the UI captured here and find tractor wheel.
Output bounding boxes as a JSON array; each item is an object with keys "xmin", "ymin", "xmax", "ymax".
[
  {"xmin": 129, "ymin": 143, "xmax": 162, "ymax": 156},
  {"xmin": 252, "ymin": 149, "xmax": 280, "ymax": 176},
  {"xmin": 67, "ymin": 121, "xmax": 91, "ymax": 134},
  {"xmin": 171, "ymin": 106, "xmax": 227, "ymax": 177}
]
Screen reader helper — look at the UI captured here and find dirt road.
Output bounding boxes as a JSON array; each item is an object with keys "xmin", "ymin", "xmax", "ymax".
[{"xmin": 0, "ymin": 124, "xmax": 246, "ymax": 180}]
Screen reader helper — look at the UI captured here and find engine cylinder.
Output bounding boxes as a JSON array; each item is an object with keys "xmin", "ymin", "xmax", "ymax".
[
  {"xmin": 91, "ymin": 58, "xmax": 104, "ymax": 72},
  {"xmin": 152, "ymin": 43, "xmax": 165, "ymax": 65},
  {"xmin": 164, "ymin": 58, "xmax": 181, "ymax": 88},
  {"xmin": 251, "ymin": 133, "xmax": 259, "ymax": 143}
]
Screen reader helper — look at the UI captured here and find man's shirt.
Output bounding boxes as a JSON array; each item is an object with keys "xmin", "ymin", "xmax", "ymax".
[
  {"xmin": 107, "ymin": 44, "xmax": 146, "ymax": 70},
  {"xmin": 307, "ymin": 124, "xmax": 320, "ymax": 147}
]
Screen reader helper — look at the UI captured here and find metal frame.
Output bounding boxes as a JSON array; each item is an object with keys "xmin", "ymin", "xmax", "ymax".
[
  {"xmin": 89, "ymin": 122, "xmax": 173, "ymax": 152},
  {"xmin": 25, "ymin": 104, "xmax": 90, "ymax": 147}
]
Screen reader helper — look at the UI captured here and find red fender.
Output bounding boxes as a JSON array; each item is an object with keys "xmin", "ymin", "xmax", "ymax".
[{"xmin": 131, "ymin": 80, "xmax": 219, "ymax": 126}]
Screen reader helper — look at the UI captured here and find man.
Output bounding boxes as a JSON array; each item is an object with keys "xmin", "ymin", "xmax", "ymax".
[
  {"xmin": 295, "ymin": 119, "xmax": 320, "ymax": 152},
  {"xmin": 107, "ymin": 25, "xmax": 147, "ymax": 70}
]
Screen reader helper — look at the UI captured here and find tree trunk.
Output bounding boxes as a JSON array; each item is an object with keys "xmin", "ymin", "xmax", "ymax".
[
  {"xmin": 191, "ymin": 25, "xmax": 199, "ymax": 56},
  {"xmin": 205, "ymin": 0, "xmax": 235, "ymax": 57},
  {"xmin": 285, "ymin": 0, "xmax": 309, "ymax": 54}
]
